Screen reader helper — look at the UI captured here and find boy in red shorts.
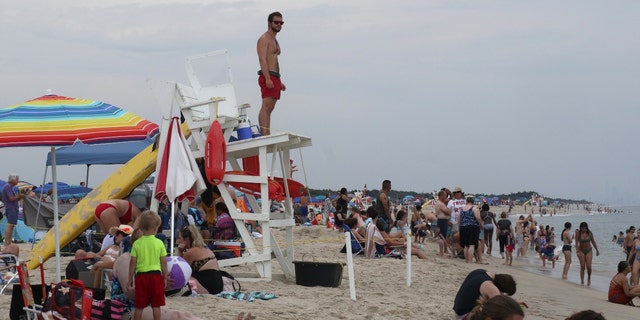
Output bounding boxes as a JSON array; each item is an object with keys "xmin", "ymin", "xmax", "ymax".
[{"xmin": 128, "ymin": 211, "xmax": 167, "ymax": 320}]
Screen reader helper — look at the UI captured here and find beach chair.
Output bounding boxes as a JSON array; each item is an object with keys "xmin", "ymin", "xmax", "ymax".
[
  {"xmin": 0, "ymin": 253, "xmax": 19, "ymax": 294},
  {"xmin": 365, "ymin": 223, "xmax": 393, "ymax": 258},
  {"xmin": 17, "ymin": 261, "xmax": 44, "ymax": 320},
  {"xmin": 364, "ymin": 221, "xmax": 411, "ymax": 259},
  {"xmin": 339, "ymin": 225, "xmax": 364, "ymax": 256}
]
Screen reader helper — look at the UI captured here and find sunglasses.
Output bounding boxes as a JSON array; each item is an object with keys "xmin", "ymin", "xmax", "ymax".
[{"xmin": 272, "ymin": 21, "xmax": 284, "ymax": 25}]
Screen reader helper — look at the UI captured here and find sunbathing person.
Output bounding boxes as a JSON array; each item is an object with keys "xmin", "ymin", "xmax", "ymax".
[
  {"xmin": 112, "ymin": 252, "xmax": 202, "ymax": 320},
  {"xmin": 364, "ymin": 210, "xmax": 385, "ymax": 258},
  {"xmin": 1, "ymin": 243, "xmax": 19, "ymax": 256},
  {"xmin": 177, "ymin": 225, "xmax": 228, "ymax": 294},
  {"xmin": 88, "ymin": 224, "xmax": 132, "ymax": 287},
  {"xmin": 350, "ymin": 209, "xmax": 367, "ymax": 238},
  {"xmin": 75, "ymin": 226, "xmax": 120, "ymax": 260},
  {"xmin": 344, "ymin": 218, "xmax": 365, "ymax": 243},
  {"xmin": 340, "ymin": 217, "xmax": 365, "ymax": 254},
  {"xmin": 376, "ymin": 219, "xmax": 428, "ymax": 259},
  {"xmin": 111, "ymin": 230, "xmax": 202, "ymax": 320},
  {"xmin": 389, "ymin": 210, "xmax": 409, "ymax": 239},
  {"xmin": 608, "ymin": 260, "xmax": 640, "ymax": 306}
]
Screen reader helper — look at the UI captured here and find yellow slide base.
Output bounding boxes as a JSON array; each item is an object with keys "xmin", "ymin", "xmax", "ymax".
[
  {"xmin": 26, "ymin": 144, "xmax": 158, "ymax": 270},
  {"xmin": 27, "ymin": 123, "xmax": 192, "ymax": 270}
]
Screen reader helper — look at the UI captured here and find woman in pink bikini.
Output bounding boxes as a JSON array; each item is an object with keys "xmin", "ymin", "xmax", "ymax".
[{"xmin": 94, "ymin": 199, "xmax": 141, "ymax": 233}]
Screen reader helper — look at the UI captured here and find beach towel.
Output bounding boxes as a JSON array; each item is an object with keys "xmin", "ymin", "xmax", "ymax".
[
  {"xmin": 364, "ymin": 223, "xmax": 385, "ymax": 258},
  {"xmin": 216, "ymin": 291, "xmax": 278, "ymax": 302}
]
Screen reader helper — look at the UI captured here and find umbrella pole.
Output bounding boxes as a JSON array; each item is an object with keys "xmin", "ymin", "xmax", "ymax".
[
  {"xmin": 170, "ymin": 201, "xmax": 175, "ymax": 255},
  {"xmin": 51, "ymin": 147, "xmax": 61, "ymax": 282},
  {"xmin": 85, "ymin": 164, "xmax": 90, "ymax": 188},
  {"xmin": 32, "ymin": 166, "xmax": 49, "ymax": 251}
]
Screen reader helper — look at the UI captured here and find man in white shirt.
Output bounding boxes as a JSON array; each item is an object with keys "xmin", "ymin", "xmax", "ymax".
[{"xmin": 448, "ymin": 187, "xmax": 466, "ymax": 256}]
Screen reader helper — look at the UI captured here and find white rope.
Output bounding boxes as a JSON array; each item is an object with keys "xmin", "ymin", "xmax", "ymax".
[{"xmin": 297, "ymin": 148, "xmax": 312, "ymax": 198}]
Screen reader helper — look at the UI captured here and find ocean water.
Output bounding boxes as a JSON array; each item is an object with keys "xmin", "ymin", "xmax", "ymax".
[{"xmin": 492, "ymin": 206, "xmax": 640, "ymax": 292}]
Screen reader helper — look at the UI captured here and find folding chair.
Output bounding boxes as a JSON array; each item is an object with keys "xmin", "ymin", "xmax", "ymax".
[
  {"xmin": 340, "ymin": 225, "xmax": 364, "ymax": 256},
  {"xmin": 0, "ymin": 254, "xmax": 20, "ymax": 294},
  {"xmin": 17, "ymin": 261, "xmax": 44, "ymax": 320}
]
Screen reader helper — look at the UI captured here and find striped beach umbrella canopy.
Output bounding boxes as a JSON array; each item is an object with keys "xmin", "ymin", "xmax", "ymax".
[
  {"xmin": 0, "ymin": 94, "xmax": 158, "ymax": 146},
  {"xmin": 0, "ymin": 93, "xmax": 159, "ymax": 280}
]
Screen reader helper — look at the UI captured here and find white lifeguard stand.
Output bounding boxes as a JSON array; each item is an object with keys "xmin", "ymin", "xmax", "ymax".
[{"xmin": 163, "ymin": 50, "xmax": 311, "ymax": 280}]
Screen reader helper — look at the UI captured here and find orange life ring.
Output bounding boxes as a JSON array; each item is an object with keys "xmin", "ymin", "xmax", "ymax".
[{"xmin": 205, "ymin": 120, "xmax": 226, "ymax": 185}]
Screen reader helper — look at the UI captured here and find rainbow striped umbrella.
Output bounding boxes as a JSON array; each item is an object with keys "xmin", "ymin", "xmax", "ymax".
[
  {"xmin": 0, "ymin": 94, "xmax": 158, "ymax": 147},
  {"xmin": 0, "ymin": 93, "xmax": 158, "ymax": 280}
]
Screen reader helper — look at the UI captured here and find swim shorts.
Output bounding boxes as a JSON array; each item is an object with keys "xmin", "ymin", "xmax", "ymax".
[
  {"xmin": 134, "ymin": 272, "xmax": 165, "ymax": 308},
  {"xmin": 95, "ymin": 201, "xmax": 132, "ymax": 223},
  {"xmin": 122, "ymin": 201, "xmax": 133, "ymax": 224},
  {"xmin": 5, "ymin": 207, "xmax": 18, "ymax": 225},
  {"xmin": 258, "ymin": 74, "xmax": 282, "ymax": 99},
  {"xmin": 437, "ymin": 219, "xmax": 449, "ymax": 239}
]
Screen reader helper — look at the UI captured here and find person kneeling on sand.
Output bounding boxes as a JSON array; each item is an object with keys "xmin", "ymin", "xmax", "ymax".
[
  {"xmin": 608, "ymin": 260, "xmax": 640, "ymax": 306},
  {"xmin": 453, "ymin": 269, "xmax": 527, "ymax": 320}
]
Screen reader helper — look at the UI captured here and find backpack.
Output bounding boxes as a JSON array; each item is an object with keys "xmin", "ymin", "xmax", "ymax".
[
  {"xmin": 193, "ymin": 269, "xmax": 240, "ymax": 294},
  {"xmin": 188, "ymin": 207, "xmax": 205, "ymax": 226}
]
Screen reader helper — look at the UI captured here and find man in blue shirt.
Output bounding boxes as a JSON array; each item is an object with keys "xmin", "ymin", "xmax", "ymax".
[{"xmin": 1, "ymin": 174, "xmax": 25, "ymax": 246}]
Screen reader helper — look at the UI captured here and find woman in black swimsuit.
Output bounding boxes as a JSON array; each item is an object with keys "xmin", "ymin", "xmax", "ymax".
[
  {"xmin": 177, "ymin": 225, "xmax": 225, "ymax": 294},
  {"xmin": 575, "ymin": 222, "xmax": 600, "ymax": 286},
  {"xmin": 561, "ymin": 222, "xmax": 573, "ymax": 280}
]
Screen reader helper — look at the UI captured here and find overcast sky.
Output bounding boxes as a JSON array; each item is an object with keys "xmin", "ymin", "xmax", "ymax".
[{"xmin": 1, "ymin": 1, "xmax": 638, "ymax": 204}]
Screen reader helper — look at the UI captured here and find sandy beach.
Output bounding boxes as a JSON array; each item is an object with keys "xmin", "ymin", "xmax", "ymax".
[{"xmin": 1, "ymin": 208, "xmax": 637, "ymax": 320}]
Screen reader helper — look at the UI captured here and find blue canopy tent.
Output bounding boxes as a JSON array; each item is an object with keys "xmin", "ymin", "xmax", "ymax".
[
  {"xmin": 24, "ymin": 137, "xmax": 156, "ymax": 241},
  {"xmin": 33, "ymin": 181, "xmax": 69, "ymax": 193},
  {"xmin": 45, "ymin": 136, "xmax": 155, "ymax": 187}
]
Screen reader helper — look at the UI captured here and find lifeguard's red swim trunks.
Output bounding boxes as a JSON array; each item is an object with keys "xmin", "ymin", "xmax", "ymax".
[{"xmin": 258, "ymin": 73, "xmax": 282, "ymax": 100}]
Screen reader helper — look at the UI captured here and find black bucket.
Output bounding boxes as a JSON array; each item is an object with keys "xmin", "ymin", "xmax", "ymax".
[{"xmin": 292, "ymin": 261, "xmax": 343, "ymax": 287}]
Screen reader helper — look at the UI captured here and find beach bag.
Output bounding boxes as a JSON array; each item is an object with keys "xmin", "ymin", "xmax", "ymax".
[
  {"xmin": 220, "ymin": 270, "xmax": 241, "ymax": 293},
  {"xmin": 188, "ymin": 207, "xmax": 205, "ymax": 226},
  {"xmin": 198, "ymin": 269, "xmax": 240, "ymax": 294},
  {"xmin": 44, "ymin": 279, "xmax": 91, "ymax": 320},
  {"xmin": 90, "ymin": 299, "xmax": 126, "ymax": 320}
]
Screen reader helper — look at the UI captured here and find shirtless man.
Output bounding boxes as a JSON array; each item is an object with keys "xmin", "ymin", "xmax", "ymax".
[
  {"xmin": 257, "ymin": 11, "xmax": 286, "ymax": 136},
  {"xmin": 435, "ymin": 188, "xmax": 452, "ymax": 256},
  {"xmin": 623, "ymin": 226, "xmax": 635, "ymax": 261}
]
